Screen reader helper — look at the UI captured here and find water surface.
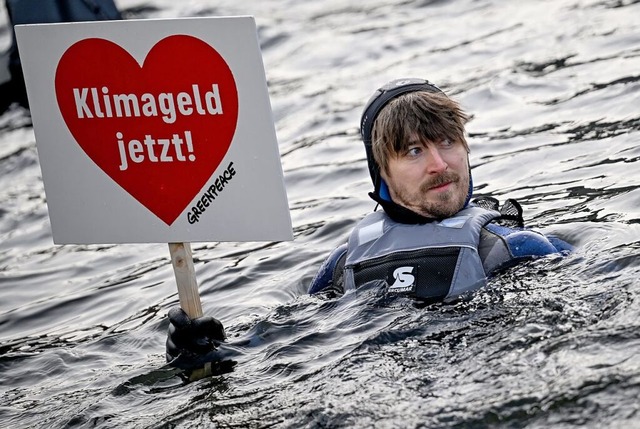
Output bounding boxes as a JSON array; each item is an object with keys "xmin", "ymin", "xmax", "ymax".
[{"xmin": 1, "ymin": 0, "xmax": 639, "ymax": 428}]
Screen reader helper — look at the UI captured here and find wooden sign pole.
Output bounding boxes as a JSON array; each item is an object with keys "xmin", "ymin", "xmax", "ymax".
[
  {"xmin": 168, "ymin": 242, "xmax": 203, "ymax": 318},
  {"xmin": 168, "ymin": 242, "xmax": 211, "ymax": 380}
]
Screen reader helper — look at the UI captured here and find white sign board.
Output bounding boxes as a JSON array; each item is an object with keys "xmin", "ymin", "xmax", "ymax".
[{"xmin": 15, "ymin": 17, "xmax": 293, "ymax": 244}]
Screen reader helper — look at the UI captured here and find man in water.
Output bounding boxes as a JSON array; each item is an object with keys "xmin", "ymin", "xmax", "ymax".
[{"xmin": 166, "ymin": 78, "xmax": 572, "ymax": 370}]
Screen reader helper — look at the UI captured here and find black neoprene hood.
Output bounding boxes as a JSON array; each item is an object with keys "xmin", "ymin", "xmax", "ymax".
[{"xmin": 359, "ymin": 78, "xmax": 444, "ymax": 196}]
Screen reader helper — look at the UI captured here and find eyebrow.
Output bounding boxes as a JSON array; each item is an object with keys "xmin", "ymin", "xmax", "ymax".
[{"xmin": 405, "ymin": 133, "xmax": 423, "ymax": 146}]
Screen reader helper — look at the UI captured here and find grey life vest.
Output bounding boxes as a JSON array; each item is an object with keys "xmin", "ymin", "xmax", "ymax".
[{"xmin": 343, "ymin": 206, "xmax": 500, "ymax": 301}]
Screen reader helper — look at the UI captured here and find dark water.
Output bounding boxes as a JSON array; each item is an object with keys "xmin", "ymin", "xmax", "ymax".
[{"xmin": 1, "ymin": 0, "xmax": 640, "ymax": 428}]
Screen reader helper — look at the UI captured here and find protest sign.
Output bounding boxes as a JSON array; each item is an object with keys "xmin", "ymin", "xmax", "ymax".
[{"xmin": 15, "ymin": 17, "xmax": 292, "ymax": 244}]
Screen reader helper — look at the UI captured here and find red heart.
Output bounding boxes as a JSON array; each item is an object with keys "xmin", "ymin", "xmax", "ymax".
[{"xmin": 55, "ymin": 35, "xmax": 238, "ymax": 225}]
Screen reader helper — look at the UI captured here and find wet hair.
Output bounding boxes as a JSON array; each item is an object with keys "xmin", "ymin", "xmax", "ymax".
[{"xmin": 371, "ymin": 91, "xmax": 470, "ymax": 174}]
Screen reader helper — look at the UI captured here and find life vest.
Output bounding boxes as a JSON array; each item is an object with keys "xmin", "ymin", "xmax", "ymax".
[{"xmin": 343, "ymin": 206, "xmax": 500, "ymax": 301}]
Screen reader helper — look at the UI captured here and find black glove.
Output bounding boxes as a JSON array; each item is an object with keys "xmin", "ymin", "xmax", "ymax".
[{"xmin": 165, "ymin": 307, "xmax": 226, "ymax": 370}]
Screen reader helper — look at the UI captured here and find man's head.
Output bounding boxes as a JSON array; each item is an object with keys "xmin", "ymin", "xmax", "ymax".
[{"xmin": 360, "ymin": 78, "xmax": 472, "ymax": 219}]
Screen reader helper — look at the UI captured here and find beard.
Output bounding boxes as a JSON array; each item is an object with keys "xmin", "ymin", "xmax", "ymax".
[{"xmin": 394, "ymin": 171, "xmax": 468, "ymax": 219}]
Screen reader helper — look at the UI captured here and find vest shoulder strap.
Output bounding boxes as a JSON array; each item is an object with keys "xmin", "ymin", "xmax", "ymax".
[{"xmin": 472, "ymin": 196, "xmax": 524, "ymax": 228}]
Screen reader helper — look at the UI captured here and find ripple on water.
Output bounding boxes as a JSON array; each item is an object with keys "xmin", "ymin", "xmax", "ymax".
[{"xmin": 1, "ymin": 0, "xmax": 640, "ymax": 428}]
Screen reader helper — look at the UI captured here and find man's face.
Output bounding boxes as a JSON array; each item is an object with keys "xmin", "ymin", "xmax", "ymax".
[{"xmin": 381, "ymin": 135, "xmax": 470, "ymax": 219}]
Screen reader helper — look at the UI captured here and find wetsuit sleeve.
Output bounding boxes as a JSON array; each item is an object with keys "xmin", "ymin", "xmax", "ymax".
[
  {"xmin": 547, "ymin": 236, "xmax": 574, "ymax": 253},
  {"xmin": 479, "ymin": 223, "xmax": 573, "ymax": 275},
  {"xmin": 308, "ymin": 243, "xmax": 347, "ymax": 295}
]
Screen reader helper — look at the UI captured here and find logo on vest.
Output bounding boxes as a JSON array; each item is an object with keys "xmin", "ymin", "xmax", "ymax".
[{"xmin": 388, "ymin": 266, "xmax": 417, "ymax": 293}]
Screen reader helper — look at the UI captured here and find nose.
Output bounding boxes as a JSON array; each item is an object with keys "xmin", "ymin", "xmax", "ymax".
[{"xmin": 425, "ymin": 145, "xmax": 448, "ymax": 174}]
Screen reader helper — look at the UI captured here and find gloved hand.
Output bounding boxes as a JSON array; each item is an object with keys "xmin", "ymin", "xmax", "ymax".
[{"xmin": 165, "ymin": 307, "xmax": 226, "ymax": 370}]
